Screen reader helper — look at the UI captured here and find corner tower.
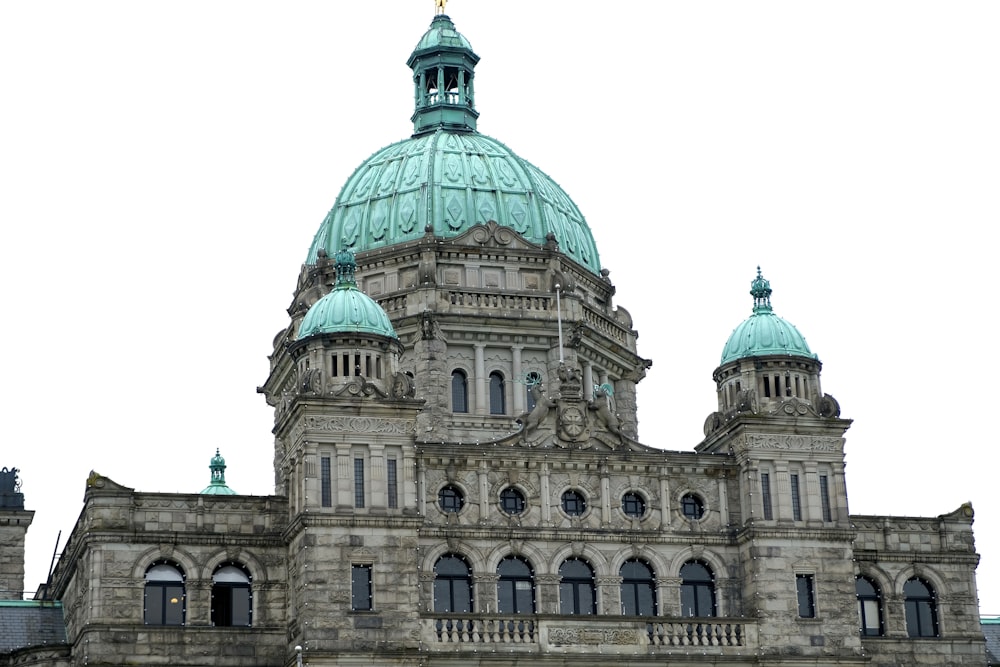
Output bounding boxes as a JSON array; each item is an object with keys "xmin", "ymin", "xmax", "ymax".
[{"xmin": 699, "ymin": 269, "xmax": 857, "ymax": 656}]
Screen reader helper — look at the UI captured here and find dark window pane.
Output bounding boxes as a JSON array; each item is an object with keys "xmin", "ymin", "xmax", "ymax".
[
  {"xmin": 904, "ymin": 578, "xmax": 937, "ymax": 637},
  {"xmin": 433, "ymin": 556, "xmax": 473, "ymax": 614},
  {"xmin": 790, "ymin": 474, "xmax": 802, "ymax": 521},
  {"xmin": 680, "ymin": 561, "xmax": 715, "ymax": 617},
  {"xmin": 559, "ymin": 559, "xmax": 595, "ymax": 615},
  {"xmin": 489, "ymin": 372, "xmax": 505, "ymax": 414},
  {"xmin": 387, "ymin": 459, "xmax": 398, "ymax": 509},
  {"xmin": 620, "ymin": 559, "xmax": 656, "ymax": 617},
  {"xmin": 354, "ymin": 458, "xmax": 365, "ymax": 508},
  {"xmin": 352, "ymin": 565, "xmax": 372, "ymax": 611},
  {"xmin": 761, "ymin": 473, "xmax": 773, "ymax": 520},
  {"xmin": 819, "ymin": 475, "xmax": 832, "ymax": 521},
  {"xmin": 497, "ymin": 557, "xmax": 534, "ymax": 614},
  {"xmin": 451, "ymin": 370, "xmax": 468, "ymax": 413},
  {"xmin": 681, "ymin": 494, "xmax": 704, "ymax": 520},
  {"xmin": 561, "ymin": 490, "xmax": 586, "ymax": 516},
  {"xmin": 163, "ymin": 584, "xmax": 185, "ymax": 625},
  {"xmin": 796, "ymin": 574, "xmax": 815, "ymax": 618},
  {"xmin": 500, "ymin": 487, "xmax": 525, "ymax": 515},
  {"xmin": 438, "ymin": 485, "xmax": 464, "ymax": 513},
  {"xmin": 622, "ymin": 492, "xmax": 645, "ymax": 518},
  {"xmin": 321, "ymin": 456, "xmax": 332, "ymax": 507}
]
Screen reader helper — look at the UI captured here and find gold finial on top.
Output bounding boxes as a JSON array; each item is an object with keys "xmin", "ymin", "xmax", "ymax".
[{"xmin": 435, "ymin": 0, "xmax": 447, "ymax": 15}]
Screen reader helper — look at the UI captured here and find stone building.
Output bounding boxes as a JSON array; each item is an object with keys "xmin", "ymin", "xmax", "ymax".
[{"xmin": 0, "ymin": 9, "xmax": 989, "ymax": 667}]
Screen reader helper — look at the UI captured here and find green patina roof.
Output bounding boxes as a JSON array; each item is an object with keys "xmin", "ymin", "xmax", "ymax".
[
  {"xmin": 298, "ymin": 249, "xmax": 398, "ymax": 340},
  {"xmin": 200, "ymin": 448, "xmax": 236, "ymax": 495},
  {"xmin": 413, "ymin": 13, "xmax": 474, "ymax": 52},
  {"xmin": 305, "ymin": 14, "xmax": 602, "ymax": 274},
  {"xmin": 720, "ymin": 268, "xmax": 817, "ymax": 365}
]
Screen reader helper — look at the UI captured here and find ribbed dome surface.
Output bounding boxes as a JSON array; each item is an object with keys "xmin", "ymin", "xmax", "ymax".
[
  {"xmin": 414, "ymin": 13, "xmax": 473, "ymax": 52},
  {"xmin": 298, "ymin": 250, "xmax": 398, "ymax": 340},
  {"xmin": 306, "ymin": 130, "xmax": 601, "ymax": 273},
  {"xmin": 720, "ymin": 268, "xmax": 817, "ymax": 365}
]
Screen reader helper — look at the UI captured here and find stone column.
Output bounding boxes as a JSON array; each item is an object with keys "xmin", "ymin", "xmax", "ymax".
[
  {"xmin": 540, "ymin": 462, "xmax": 552, "ymax": 525},
  {"xmin": 536, "ymin": 574, "xmax": 560, "ymax": 614},
  {"xmin": 660, "ymin": 577, "xmax": 682, "ymax": 617},
  {"xmin": 369, "ymin": 444, "xmax": 386, "ymax": 513},
  {"xmin": 597, "ymin": 575, "xmax": 622, "ymax": 615},
  {"xmin": 512, "ymin": 345, "xmax": 524, "ymax": 414},
  {"xmin": 335, "ymin": 444, "xmax": 353, "ymax": 510},
  {"xmin": 476, "ymin": 573, "xmax": 499, "ymax": 614},
  {"xmin": 803, "ymin": 461, "xmax": 821, "ymax": 523},
  {"xmin": 716, "ymin": 476, "xmax": 729, "ymax": 527},
  {"xmin": 478, "ymin": 464, "xmax": 490, "ymax": 523},
  {"xmin": 474, "ymin": 343, "xmax": 487, "ymax": 415},
  {"xmin": 583, "ymin": 362, "xmax": 594, "ymax": 401},
  {"xmin": 774, "ymin": 462, "xmax": 791, "ymax": 523}
]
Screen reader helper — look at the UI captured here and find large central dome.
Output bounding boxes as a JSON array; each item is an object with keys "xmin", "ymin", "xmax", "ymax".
[{"xmin": 305, "ymin": 14, "xmax": 601, "ymax": 274}]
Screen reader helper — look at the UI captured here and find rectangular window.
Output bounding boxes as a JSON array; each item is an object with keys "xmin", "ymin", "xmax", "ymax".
[
  {"xmin": 351, "ymin": 564, "xmax": 372, "ymax": 611},
  {"xmin": 354, "ymin": 458, "xmax": 365, "ymax": 508},
  {"xmin": 387, "ymin": 459, "xmax": 398, "ymax": 509},
  {"xmin": 761, "ymin": 472, "xmax": 773, "ymax": 520},
  {"xmin": 790, "ymin": 474, "xmax": 802, "ymax": 521},
  {"xmin": 796, "ymin": 574, "xmax": 816, "ymax": 618},
  {"xmin": 763, "ymin": 376, "xmax": 771, "ymax": 398},
  {"xmin": 321, "ymin": 456, "xmax": 332, "ymax": 507},
  {"xmin": 819, "ymin": 475, "xmax": 832, "ymax": 522}
]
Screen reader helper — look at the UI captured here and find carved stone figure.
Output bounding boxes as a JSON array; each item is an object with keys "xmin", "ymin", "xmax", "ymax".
[
  {"xmin": 588, "ymin": 385, "xmax": 621, "ymax": 437},
  {"xmin": 390, "ymin": 371, "xmax": 416, "ymax": 399},
  {"xmin": 520, "ymin": 381, "xmax": 556, "ymax": 437}
]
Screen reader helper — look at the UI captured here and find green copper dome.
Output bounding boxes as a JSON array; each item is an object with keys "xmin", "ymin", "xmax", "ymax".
[
  {"xmin": 305, "ymin": 15, "xmax": 602, "ymax": 274},
  {"xmin": 720, "ymin": 268, "xmax": 817, "ymax": 365},
  {"xmin": 298, "ymin": 250, "xmax": 398, "ymax": 340},
  {"xmin": 201, "ymin": 448, "xmax": 236, "ymax": 495}
]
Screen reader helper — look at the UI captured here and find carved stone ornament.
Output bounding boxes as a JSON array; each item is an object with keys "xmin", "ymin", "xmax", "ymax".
[
  {"xmin": 744, "ymin": 434, "xmax": 842, "ymax": 452},
  {"xmin": 303, "ymin": 416, "xmax": 416, "ymax": 435},
  {"xmin": 335, "ymin": 375, "xmax": 389, "ymax": 399},
  {"xmin": 557, "ymin": 403, "xmax": 591, "ymax": 444},
  {"xmin": 816, "ymin": 393, "xmax": 841, "ymax": 418},
  {"xmin": 548, "ymin": 627, "xmax": 639, "ymax": 646},
  {"xmin": 389, "ymin": 371, "xmax": 416, "ymax": 399}
]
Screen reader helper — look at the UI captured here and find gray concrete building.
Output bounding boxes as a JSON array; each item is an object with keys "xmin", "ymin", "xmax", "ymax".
[{"xmin": 0, "ymin": 8, "xmax": 989, "ymax": 667}]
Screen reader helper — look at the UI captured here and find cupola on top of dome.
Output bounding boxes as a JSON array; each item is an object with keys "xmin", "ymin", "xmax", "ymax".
[
  {"xmin": 200, "ymin": 448, "xmax": 236, "ymax": 495},
  {"xmin": 305, "ymin": 13, "xmax": 602, "ymax": 274},
  {"xmin": 297, "ymin": 250, "xmax": 398, "ymax": 340},
  {"xmin": 719, "ymin": 268, "xmax": 817, "ymax": 365}
]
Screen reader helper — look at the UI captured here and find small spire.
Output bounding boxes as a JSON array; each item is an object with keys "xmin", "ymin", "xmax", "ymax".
[
  {"xmin": 201, "ymin": 449, "xmax": 237, "ymax": 495},
  {"xmin": 334, "ymin": 248, "xmax": 358, "ymax": 288},
  {"xmin": 750, "ymin": 266, "xmax": 773, "ymax": 313}
]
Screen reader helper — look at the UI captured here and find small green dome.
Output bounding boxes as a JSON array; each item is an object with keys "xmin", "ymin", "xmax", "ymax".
[
  {"xmin": 305, "ymin": 14, "xmax": 602, "ymax": 274},
  {"xmin": 298, "ymin": 250, "xmax": 398, "ymax": 340},
  {"xmin": 413, "ymin": 13, "xmax": 473, "ymax": 52},
  {"xmin": 720, "ymin": 268, "xmax": 817, "ymax": 365},
  {"xmin": 201, "ymin": 448, "xmax": 236, "ymax": 495}
]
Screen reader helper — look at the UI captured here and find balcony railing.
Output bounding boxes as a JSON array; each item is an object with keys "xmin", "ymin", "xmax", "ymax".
[{"xmin": 422, "ymin": 615, "xmax": 751, "ymax": 653}]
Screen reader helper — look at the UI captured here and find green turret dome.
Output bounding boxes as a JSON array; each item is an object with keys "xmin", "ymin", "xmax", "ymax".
[
  {"xmin": 720, "ymin": 268, "xmax": 817, "ymax": 365},
  {"xmin": 201, "ymin": 448, "xmax": 236, "ymax": 495},
  {"xmin": 298, "ymin": 250, "xmax": 398, "ymax": 340},
  {"xmin": 305, "ymin": 15, "xmax": 602, "ymax": 274}
]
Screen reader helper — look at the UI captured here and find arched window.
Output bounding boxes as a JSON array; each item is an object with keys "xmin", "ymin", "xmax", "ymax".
[
  {"xmin": 144, "ymin": 561, "xmax": 185, "ymax": 626},
  {"xmin": 903, "ymin": 577, "xmax": 938, "ymax": 638},
  {"xmin": 680, "ymin": 493, "xmax": 705, "ymax": 520},
  {"xmin": 620, "ymin": 559, "xmax": 657, "ymax": 616},
  {"xmin": 211, "ymin": 564, "xmax": 251, "ymax": 627},
  {"xmin": 621, "ymin": 492, "xmax": 646, "ymax": 518},
  {"xmin": 433, "ymin": 554, "xmax": 473, "ymax": 613},
  {"xmin": 856, "ymin": 576, "xmax": 883, "ymax": 636},
  {"xmin": 500, "ymin": 487, "xmax": 525, "ymax": 515},
  {"xmin": 497, "ymin": 557, "xmax": 534, "ymax": 614},
  {"xmin": 559, "ymin": 558, "xmax": 596, "ymax": 615},
  {"xmin": 438, "ymin": 485, "xmax": 465, "ymax": 513},
  {"xmin": 489, "ymin": 371, "xmax": 506, "ymax": 415},
  {"xmin": 679, "ymin": 560, "xmax": 716, "ymax": 617},
  {"xmin": 451, "ymin": 370, "xmax": 468, "ymax": 413},
  {"xmin": 561, "ymin": 489, "xmax": 587, "ymax": 516}
]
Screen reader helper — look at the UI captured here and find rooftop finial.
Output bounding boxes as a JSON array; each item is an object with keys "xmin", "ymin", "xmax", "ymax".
[
  {"xmin": 435, "ymin": 0, "xmax": 447, "ymax": 15},
  {"xmin": 201, "ymin": 449, "xmax": 237, "ymax": 495},
  {"xmin": 334, "ymin": 248, "xmax": 358, "ymax": 288},
  {"xmin": 750, "ymin": 266, "xmax": 773, "ymax": 313}
]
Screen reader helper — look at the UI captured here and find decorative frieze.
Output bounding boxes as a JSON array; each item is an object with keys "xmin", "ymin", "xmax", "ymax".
[{"xmin": 743, "ymin": 434, "xmax": 843, "ymax": 453}]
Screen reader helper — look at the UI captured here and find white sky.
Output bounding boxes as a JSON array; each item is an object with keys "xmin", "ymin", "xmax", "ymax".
[{"xmin": 1, "ymin": 1, "xmax": 997, "ymax": 615}]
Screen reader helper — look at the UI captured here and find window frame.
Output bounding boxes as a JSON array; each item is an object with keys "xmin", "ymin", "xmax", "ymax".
[
  {"xmin": 438, "ymin": 484, "xmax": 465, "ymax": 513},
  {"xmin": 621, "ymin": 491, "xmax": 646, "ymax": 519},
  {"xmin": 856, "ymin": 575, "xmax": 883, "ymax": 637},
  {"xmin": 433, "ymin": 554, "xmax": 473, "ymax": 613},
  {"xmin": 497, "ymin": 556, "xmax": 535, "ymax": 615},
  {"xmin": 560, "ymin": 489, "xmax": 587, "ymax": 517},
  {"xmin": 903, "ymin": 577, "xmax": 938, "ymax": 638},
  {"xmin": 143, "ymin": 561, "xmax": 186, "ymax": 626},
  {"xmin": 796, "ymin": 573, "xmax": 816, "ymax": 618},
  {"xmin": 351, "ymin": 564, "xmax": 373, "ymax": 612},
  {"xmin": 679, "ymin": 560, "xmax": 716, "ymax": 618},
  {"xmin": 558, "ymin": 558, "xmax": 596, "ymax": 615},
  {"xmin": 680, "ymin": 493, "xmax": 705, "ymax": 521},
  {"xmin": 451, "ymin": 369, "xmax": 469, "ymax": 413},
  {"xmin": 620, "ymin": 558, "xmax": 657, "ymax": 617},
  {"xmin": 499, "ymin": 487, "xmax": 526, "ymax": 515},
  {"xmin": 489, "ymin": 371, "xmax": 506, "ymax": 415},
  {"xmin": 210, "ymin": 563, "xmax": 252, "ymax": 627}
]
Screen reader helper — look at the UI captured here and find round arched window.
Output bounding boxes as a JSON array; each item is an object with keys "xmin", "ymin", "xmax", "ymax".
[
  {"xmin": 438, "ymin": 485, "xmax": 465, "ymax": 513},
  {"xmin": 561, "ymin": 489, "xmax": 587, "ymax": 516},
  {"xmin": 681, "ymin": 493, "xmax": 705, "ymax": 520},
  {"xmin": 622, "ymin": 492, "xmax": 646, "ymax": 518},
  {"xmin": 500, "ymin": 487, "xmax": 526, "ymax": 515}
]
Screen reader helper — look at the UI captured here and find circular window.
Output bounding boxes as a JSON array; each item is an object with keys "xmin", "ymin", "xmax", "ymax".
[
  {"xmin": 438, "ymin": 485, "xmax": 465, "ymax": 513},
  {"xmin": 500, "ymin": 487, "xmax": 526, "ymax": 515},
  {"xmin": 622, "ymin": 491, "xmax": 646, "ymax": 518},
  {"xmin": 680, "ymin": 493, "xmax": 705, "ymax": 520},
  {"xmin": 561, "ymin": 489, "xmax": 587, "ymax": 516}
]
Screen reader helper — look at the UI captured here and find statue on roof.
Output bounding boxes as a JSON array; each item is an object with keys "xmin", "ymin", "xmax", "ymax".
[{"xmin": 435, "ymin": 0, "xmax": 447, "ymax": 15}]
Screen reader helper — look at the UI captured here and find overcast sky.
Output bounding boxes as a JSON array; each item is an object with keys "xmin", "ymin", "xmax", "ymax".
[{"xmin": 1, "ymin": 1, "xmax": 997, "ymax": 615}]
